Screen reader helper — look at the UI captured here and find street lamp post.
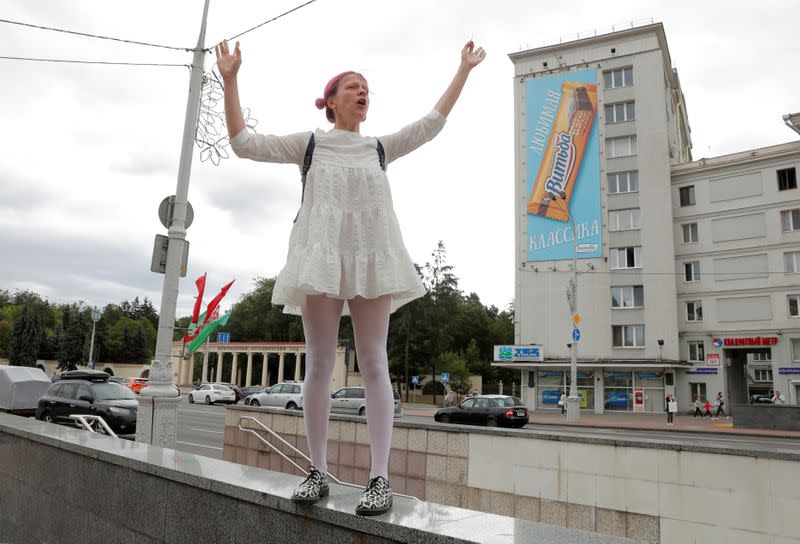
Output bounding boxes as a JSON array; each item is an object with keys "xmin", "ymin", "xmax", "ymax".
[
  {"xmin": 547, "ymin": 191, "xmax": 580, "ymax": 422},
  {"xmin": 783, "ymin": 112, "xmax": 800, "ymax": 136},
  {"xmin": 87, "ymin": 307, "xmax": 101, "ymax": 370}
]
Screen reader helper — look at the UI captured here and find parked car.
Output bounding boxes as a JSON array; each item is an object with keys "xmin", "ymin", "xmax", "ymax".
[
  {"xmin": 215, "ymin": 382, "xmax": 241, "ymax": 402},
  {"xmin": 108, "ymin": 376, "xmax": 126, "ymax": 385},
  {"xmin": 120, "ymin": 377, "xmax": 150, "ymax": 394},
  {"xmin": 188, "ymin": 383, "xmax": 236, "ymax": 405},
  {"xmin": 330, "ymin": 386, "xmax": 402, "ymax": 418},
  {"xmin": 247, "ymin": 381, "xmax": 304, "ymax": 410},
  {"xmin": 241, "ymin": 385, "xmax": 268, "ymax": 405},
  {"xmin": 434, "ymin": 395, "xmax": 529, "ymax": 428},
  {"xmin": 35, "ymin": 370, "xmax": 138, "ymax": 434}
]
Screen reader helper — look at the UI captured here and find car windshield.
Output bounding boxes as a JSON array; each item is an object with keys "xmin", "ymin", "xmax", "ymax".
[
  {"xmin": 496, "ymin": 397, "xmax": 522, "ymax": 407},
  {"xmin": 93, "ymin": 383, "xmax": 136, "ymax": 400}
]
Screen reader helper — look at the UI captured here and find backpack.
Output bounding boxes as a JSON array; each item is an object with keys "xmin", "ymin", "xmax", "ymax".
[{"xmin": 294, "ymin": 134, "xmax": 387, "ymax": 223}]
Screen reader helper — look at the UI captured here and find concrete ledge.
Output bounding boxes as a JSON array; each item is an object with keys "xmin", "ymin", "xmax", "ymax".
[
  {"xmin": 732, "ymin": 403, "xmax": 800, "ymax": 431},
  {"xmin": 0, "ymin": 413, "xmax": 638, "ymax": 544}
]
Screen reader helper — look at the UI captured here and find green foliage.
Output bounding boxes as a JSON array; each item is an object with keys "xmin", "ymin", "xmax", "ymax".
[
  {"xmin": 437, "ymin": 352, "xmax": 472, "ymax": 396},
  {"xmin": 9, "ymin": 304, "xmax": 44, "ymax": 366},
  {"xmin": 226, "ymin": 277, "xmax": 304, "ymax": 342}
]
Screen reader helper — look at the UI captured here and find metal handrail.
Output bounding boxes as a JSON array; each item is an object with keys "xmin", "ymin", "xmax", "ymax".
[
  {"xmin": 237, "ymin": 415, "xmax": 418, "ymax": 501},
  {"xmin": 69, "ymin": 414, "xmax": 118, "ymax": 438}
]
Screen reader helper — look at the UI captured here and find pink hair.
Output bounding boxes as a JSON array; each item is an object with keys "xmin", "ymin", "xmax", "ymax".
[{"xmin": 315, "ymin": 71, "xmax": 366, "ymax": 123}]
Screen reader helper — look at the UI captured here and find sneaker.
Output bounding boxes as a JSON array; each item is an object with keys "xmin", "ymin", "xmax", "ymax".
[
  {"xmin": 356, "ymin": 476, "xmax": 392, "ymax": 516},
  {"xmin": 291, "ymin": 466, "xmax": 329, "ymax": 503}
]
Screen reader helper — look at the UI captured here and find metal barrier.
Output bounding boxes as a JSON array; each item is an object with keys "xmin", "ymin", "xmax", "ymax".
[
  {"xmin": 238, "ymin": 415, "xmax": 418, "ymax": 500},
  {"xmin": 69, "ymin": 414, "xmax": 118, "ymax": 438}
]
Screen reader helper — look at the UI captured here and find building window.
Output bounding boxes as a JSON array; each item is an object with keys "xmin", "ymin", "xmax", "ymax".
[
  {"xmin": 606, "ymin": 136, "xmax": 637, "ymax": 158},
  {"xmin": 753, "ymin": 369, "xmax": 773, "ymax": 382},
  {"xmin": 782, "ymin": 209, "xmax": 800, "ymax": 232},
  {"xmin": 778, "ymin": 168, "xmax": 797, "ymax": 191},
  {"xmin": 609, "ymin": 209, "xmax": 641, "ymax": 231},
  {"xmin": 603, "ymin": 67, "xmax": 633, "ymax": 89},
  {"xmin": 688, "ymin": 341, "xmax": 705, "ymax": 362},
  {"xmin": 690, "ymin": 382, "xmax": 707, "ymax": 402},
  {"xmin": 751, "ymin": 352, "xmax": 771, "ymax": 362},
  {"xmin": 608, "ymin": 171, "xmax": 639, "ymax": 194},
  {"xmin": 682, "ymin": 223, "xmax": 699, "ymax": 244},
  {"xmin": 785, "ymin": 251, "xmax": 800, "ymax": 273},
  {"xmin": 792, "ymin": 338, "xmax": 800, "ymax": 361},
  {"xmin": 687, "ymin": 300, "xmax": 703, "ymax": 321},
  {"xmin": 605, "ymin": 101, "xmax": 635, "ymax": 123},
  {"xmin": 789, "ymin": 295, "xmax": 800, "ymax": 317},
  {"xmin": 611, "ymin": 286, "xmax": 644, "ymax": 308},
  {"xmin": 612, "ymin": 325, "xmax": 645, "ymax": 347},
  {"xmin": 609, "ymin": 247, "xmax": 642, "ymax": 269},
  {"xmin": 684, "ymin": 261, "xmax": 700, "ymax": 282},
  {"xmin": 679, "ymin": 185, "xmax": 696, "ymax": 207}
]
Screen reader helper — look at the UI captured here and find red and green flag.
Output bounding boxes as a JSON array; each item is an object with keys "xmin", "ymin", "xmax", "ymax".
[{"xmin": 187, "ymin": 310, "xmax": 232, "ymax": 352}]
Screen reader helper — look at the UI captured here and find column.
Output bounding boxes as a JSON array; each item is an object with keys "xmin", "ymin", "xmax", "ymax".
[
  {"xmin": 294, "ymin": 353, "xmax": 301, "ymax": 381},
  {"xmin": 187, "ymin": 354, "xmax": 195, "ymax": 385},
  {"xmin": 245, "ymin": 352, "xmax": 253, "ymax": 387},
  {"xmin": 261, "ymin": 353, "xmax": 269, "ymax": 386},
  {"xmin": 216, "ymin": 352, "xmax": 224, "ymax": 382},
  {"xmin": 202, "ymin": 350, "xmax": 209, "ymax": 382},
  {"xmin": 278, "ymin": 353, "xmax": 285, "ymax": 383},
  {"xmin": 231, "ymin": 353, "xmax": 239, "ymax": 387}
]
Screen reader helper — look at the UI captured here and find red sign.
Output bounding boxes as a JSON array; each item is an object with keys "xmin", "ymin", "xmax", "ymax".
[
  {"xmin": 707, "ymin": 354, "xmax": 720, "ymax": 366},
  {"xmin": 720, "ymin": 336, "xmax": 778, "ymax": 346}
]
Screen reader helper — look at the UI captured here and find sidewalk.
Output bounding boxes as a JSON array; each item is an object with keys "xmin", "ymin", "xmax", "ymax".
[{"xmin": 402, "ymin": 403, "xmax": 800, "ymax": 438}]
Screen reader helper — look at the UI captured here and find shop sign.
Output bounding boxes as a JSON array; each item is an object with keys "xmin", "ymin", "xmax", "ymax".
[
  {"xmin": 635, "ymin": 372, "xmax": 661, "ymax": 380},
  {"xmin": 707, "ymin": 354, "xmax": 720, "ymax": 366},
  {"xmin": 778, "ymin": 367, "xmax": 800, "ymax": 375},
  {"xmin": 542, "ymin": 390, "xmax": 561, "ymax": 404},
  {"xmin": 606, "ymin": 391, "xmax": 628, "ymax": 407},
  {"xmin": 633, "ymin": 388, "xmax": 645, "ymax": 412},
  {"xmin": 686, "ymin": 368, "xmax": 718, "ymax": 375},
  {"xmin": 711, "ymin": 336, "xmax": 778, "ymax": 347},
  {"xmin": 494, "ymin": 345, "xmax": 543, "ymax": 362}
]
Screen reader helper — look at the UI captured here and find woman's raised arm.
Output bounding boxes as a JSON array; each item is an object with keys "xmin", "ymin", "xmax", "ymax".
[
  {"xmin": 216, "ymin": 40, "xmax": 246, "ymax": 139},
  {"xmin": 434, "ymin": 40, "xmax": 486, "ymax": 118}
]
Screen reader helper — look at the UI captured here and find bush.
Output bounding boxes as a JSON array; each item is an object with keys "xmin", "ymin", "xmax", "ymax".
[{"xmin": 422, "ymin": 380, "xmax": 446, "ymax": 395}]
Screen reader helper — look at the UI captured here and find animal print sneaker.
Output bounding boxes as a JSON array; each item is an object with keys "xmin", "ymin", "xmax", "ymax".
[
  {"xmin": 356, "ymin": 476, "xmax": 392, "ymax": 516},
  {"xmin": 291, "ymin": 466, "xmax": 329, "ymax": 503}
]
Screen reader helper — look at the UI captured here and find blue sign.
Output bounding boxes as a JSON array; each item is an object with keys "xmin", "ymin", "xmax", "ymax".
[
  {"xmin": 411, "ymin": 375, "xmax": 420, "ymax": 385},
  {"xmin": 606, "ymin": 391, "xmax": 628, "ymax": 408},
  {"xmin": 778, "ymin": 367, "xmax": 800, "ymax": 375},
  {"xmin": 494, "ymin": 345, "xmax": 544, "ymax": 362},
  {"xmin": 542, "ymin": 390, "xmax": 562, "ymax": 405},
  {"xmin": 686, "ymin": 368, "xmax": 718, "ymax": 375},
  {"xmin": 572, "ymin": 328, "xmax": 581, "ymax": 342},
  {"xmin": 525, "ymin": 69, "xmax": 602, "ymax": 262},
  {"xmin": 87, "ymin": 361, "xmax": 94, "ymax": 369},
  {"xmin": 440, "ymin": 373, "xmax": 450, "ymax": 384},
  {"xmin": 216, "ymin": 332, "xmax": 231, "ymax": 343},
  {"xmin": 497, "ymin": 346, "xmax": 513, "ymax": 360}
]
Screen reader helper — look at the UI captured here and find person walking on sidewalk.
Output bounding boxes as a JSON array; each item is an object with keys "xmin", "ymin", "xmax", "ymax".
[
  {"xmin": 714, "ymin": 392, "xmax": 727, "ymax": 419},
  {"xmin": 558, "ymin": 393, "xmax": 567, "ymax": 415},
  {"xmin": 216, "ymin": 38, "xmax": 485, "ymax": 517},
  {"xmin": 703, "ymin": 399, "xmax": 714, "ymax": 418},
  {"xmin": 666, "ymin": 393, "xmax": 677, "ymax": 426},
  {"xmin": 692, "ymin": 396, "xmax": 704, "ymax": 418}
]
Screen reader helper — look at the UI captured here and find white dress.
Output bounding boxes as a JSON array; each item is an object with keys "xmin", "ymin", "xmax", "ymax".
[{"xmin": 231, "ymin": 110, "xmax": 446, "ymax": 315}]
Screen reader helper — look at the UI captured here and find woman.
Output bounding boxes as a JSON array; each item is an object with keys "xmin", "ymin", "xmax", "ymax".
[
  {"xmin": 558, "ymin": 393, "xmax": 567, "ymax": 415},
  {"xmin": 216, "ymin": 39, "xmax": 485, "ymax": 516},
  {"xmin": 715, "ymin": 392, "xmax": 727, "ymax": 418},
  {"xmin": 665, "ymin": 393, "xmax": 677, "ymax": 426}
]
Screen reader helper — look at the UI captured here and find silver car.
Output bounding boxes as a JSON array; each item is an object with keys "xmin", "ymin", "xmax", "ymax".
[
  {"xmin": 330, "ymin": 386, "xmax": 402, "ymax": 418},
  {"xmin": 248, "ymin": 381, "xmax": 304, "ymax": 410}
]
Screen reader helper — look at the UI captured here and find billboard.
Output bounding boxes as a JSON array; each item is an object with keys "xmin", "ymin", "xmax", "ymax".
[{"xmin": 525, "ymin": 70, "xmax": 602, "ymax": 261}]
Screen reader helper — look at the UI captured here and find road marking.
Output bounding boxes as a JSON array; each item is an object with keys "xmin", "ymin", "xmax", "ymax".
[
  {"xmin": 176, "ymin": 441, "xmax": 223, "ymax": 451},
  {"xmin": 190, "ymin": 428, "xmax": 224, "ymax": 434}
]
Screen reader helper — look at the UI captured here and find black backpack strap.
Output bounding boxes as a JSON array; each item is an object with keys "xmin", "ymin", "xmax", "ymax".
[
  {"xmin": 376, "ymin": 139, "xmax": 386, "ymax": 171},
  {"xmin": 295, "ymin": 134, "xmax": 315, "ymax": 223}
]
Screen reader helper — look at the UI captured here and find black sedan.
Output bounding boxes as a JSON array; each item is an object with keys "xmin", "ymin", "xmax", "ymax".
[{"xmin": 434, "ymin": 395, "xmax": 529, "ymax": 428}]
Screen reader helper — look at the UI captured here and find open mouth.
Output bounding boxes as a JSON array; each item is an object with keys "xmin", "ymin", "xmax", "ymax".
[{"xmin": 356, "ymin": 98, "xmax": 367, "ymax": 106}]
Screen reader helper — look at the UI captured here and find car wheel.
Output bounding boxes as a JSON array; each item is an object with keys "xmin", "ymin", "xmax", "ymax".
[
  {"xmin": 251, "ymin": 399, "xmax": 260, "ymax": 407},
  {"xmin": 205, "ymin": 395, "xmax": 212, "ymax": 405},
  {"xmin": 287, "ymin": 402, "xmax": 298, "ymax": 411},
  {"xmin": 188, "ymin": 394, "xmax": 194, "ymax": 404},
  {"xmin": 358, "ymin": 407, "xmax": 366, "ymax": 417},
  {"xmin": 43, "ymin": 412, "xmax": 54, "ymax": 423},
  {"xmin": 486, "ymin": 418, "xmax": 498, "ymax": 428},
  {"xmin": 440, "ymin": 414, "xmax": 451, "ymax": 424},
  {"xmin": 244, "ymin": 398, "xmax": 250, "ymax": 406}
]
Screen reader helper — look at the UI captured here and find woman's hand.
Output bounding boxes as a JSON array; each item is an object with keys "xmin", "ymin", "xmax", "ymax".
[
  {"xmin": 461, "ymin": 40, "xmax": 486, "ymax": 71},
  {"xmin": 215, "ymin": 40, "xmax": 241, "ymax": 81}
]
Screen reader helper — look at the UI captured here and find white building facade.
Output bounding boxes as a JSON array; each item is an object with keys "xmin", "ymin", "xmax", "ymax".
[{"xmin": 507, "ymin": 23, "xmax": 800, "ymax": 413}]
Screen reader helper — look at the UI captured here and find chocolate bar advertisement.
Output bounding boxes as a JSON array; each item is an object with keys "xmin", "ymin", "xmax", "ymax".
[{"xmin": 525, "ymin": 69, "xmax": 602, "ymax": 262}]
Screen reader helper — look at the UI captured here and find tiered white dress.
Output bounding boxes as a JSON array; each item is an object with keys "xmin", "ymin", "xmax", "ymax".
[{"xmin": 231, "ymin": 110, "xmax": 446, "ymax": 315}]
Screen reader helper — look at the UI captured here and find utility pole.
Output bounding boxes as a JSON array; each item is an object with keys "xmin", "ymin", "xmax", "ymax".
[{"xmin": 136, "ymin": 0, "xmax": 211, "ymax": 447}]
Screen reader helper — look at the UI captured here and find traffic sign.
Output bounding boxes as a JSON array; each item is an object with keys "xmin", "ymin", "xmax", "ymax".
[
  {"xmin": 572, "ymin": 328, "xmax": 581, "ymax": 342},
  {"xmin": 571, "ymin": 313, "xmax": 581, "ymax": 327},
  {"xmin": 217, "ymin": 332, "xmax": 231, "ymax": 343},
  {"xmin": 411, "ymin": 375, "xmax": 420, "ymax": 385},
  {"xmin": 440, "ymin": 373, "xmax": 450, "ymax": 383}
]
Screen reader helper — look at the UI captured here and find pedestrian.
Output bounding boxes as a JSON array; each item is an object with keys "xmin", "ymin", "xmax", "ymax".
[
  {"xmin": 715, "ymin": 392, "xmax": 727, "ymax": 419},
  {"xmin": 771, "ymin": 390, "xmax": 786, "ymax": 404},
  {"xmin": 470, "ymin": 389, "xmax": 479, "ymax": 397},
  {"xmin": 703, "ymin": 399, "xmax": 713, "ymax": 418},
  {"xmin": 444, "ymin": 390, "xmax": 455, "ymax": 407},
  {"xmin": 692, "ymin": 396, "xmax": 704, "ymax": 418},
  {"xmin": 216, "ymin": 38, "xmax": 485, "ymax": 516},
  {"xmin": 665, "ymin": 393, "xmax": 677, "ymax": 426},
  {"xmin": 558, "ymin": 393, "xmax": 567, "ymax": 414}
]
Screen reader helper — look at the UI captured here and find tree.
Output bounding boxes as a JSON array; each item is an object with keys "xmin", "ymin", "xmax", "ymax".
[
  {"xmin": 9, "ymin": 304, "xmax": 44, "ymax": 366},
  {"xmin": 58, "ymin": 304, "xmax": 90, "ymax": 370},
  {"xmin": 437, "ymin": 351, "xmax": 472, "ymax": 400}
]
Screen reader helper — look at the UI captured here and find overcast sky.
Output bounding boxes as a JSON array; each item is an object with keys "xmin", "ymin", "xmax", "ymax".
[{"xmin": 1, "ymin": 0, "xmax": 798, "ymax": 319}]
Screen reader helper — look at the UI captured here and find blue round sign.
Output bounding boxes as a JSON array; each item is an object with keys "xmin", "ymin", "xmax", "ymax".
[{"xmin": 572, "ymin": 328, "xmax": 581, "ymax": 342}]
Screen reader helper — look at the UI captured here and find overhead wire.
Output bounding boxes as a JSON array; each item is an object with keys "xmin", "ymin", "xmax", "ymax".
[
  {"xmin": 221, "ymin": 0, "xmax": 319, "ymax": 45},
  {"xmin": 0, "ymin": 55, "xmax": 190, "ymax": 68}
]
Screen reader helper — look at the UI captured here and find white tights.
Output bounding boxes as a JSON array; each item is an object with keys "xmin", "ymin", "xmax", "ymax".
[{"xmin": 301, "ymin": 294, "xmax": 394, "ymax": 480}]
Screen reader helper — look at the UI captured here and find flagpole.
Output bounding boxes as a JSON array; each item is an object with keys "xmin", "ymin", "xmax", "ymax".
[{"xmin": 204, "ymin": 337, "xmax": 210, "ymax": 382}]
